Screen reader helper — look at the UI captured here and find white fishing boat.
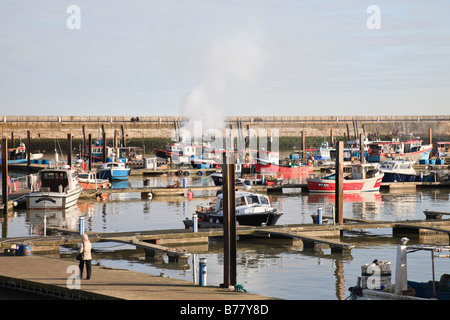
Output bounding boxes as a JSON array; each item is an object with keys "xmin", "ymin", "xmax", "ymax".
[
  {"xmin": 154, "ymin": 143, "xmax": 200, "ymax": 164},
  {"xmin": 26, "ymin": 166, "xmax": 83, "ymax": 210},
  {"xmin": 0, "ymin": 142, "xmax": 43, "ymax": 164},
  {"xmin": 183, "ymin": 191, "xmax": 283, "ymax": 228}
]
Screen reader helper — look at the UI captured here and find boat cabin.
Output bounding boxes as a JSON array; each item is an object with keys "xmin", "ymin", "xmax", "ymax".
[
  {"xmin": 257, "ymin": 150, "xmax": 279, "ymax": 164},
  {"xmin": 351, "ymin": 163, "xmax": 380, "ymax": 180},
  {"xmin": 39, "ymin": 167, "xmax": 78, "ymax": 193},
  {"xmin": 313, "ymin": 141, "xmax": 333, "ymax": 160},
  {"xmin": 215, "ymin": 192, "xmax": 271, "ymax": 213},
  {"xmin": 380, "ymin": 160, "xmax": 416, "ymax": 175},
  {"xmin": 77, "ymin": 172, "xmax": 96, "ymax": 181},
  {"xmin": 99, "ymin": 161, "xmax": 128, "ymax": 170}
]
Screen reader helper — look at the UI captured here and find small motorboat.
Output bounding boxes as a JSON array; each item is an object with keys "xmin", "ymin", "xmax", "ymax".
[
  {"xmin": 183, "ymin": 191, "xmax": 283, "ymax": 228},
  {"xmin": 77, "ymin": 171, "xmax": 111, "ymax": 190},
  {"xmin": 26, "ymin": 166, "xmax": 83, "ymax": 210},
  {"xmin": 379, "ymin": 159, "xmax": 420, "ymax": 182},
  {"xmin": 96, "ymin": 161, "xmax": 131, "ymax": 180}
]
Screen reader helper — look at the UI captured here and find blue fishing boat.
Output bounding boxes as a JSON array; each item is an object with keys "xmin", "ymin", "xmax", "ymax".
[
  {"xmin": 0, "ymin": 142, "xmax": 43, "ymax": 164},
  {"xmin": 96, "ymin": 161, "xmax": 131, "ymax": 180}
]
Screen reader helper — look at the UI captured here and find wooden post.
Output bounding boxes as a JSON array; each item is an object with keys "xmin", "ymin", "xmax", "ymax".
[
  {"xmin": 88, "ymin": 134, "xmax": 92, "ymax": 171},
  {"xmin": 121, "ymin": 125, "xmax": 125, "ymax": 147},
  {"xmin": 221, "ymin": 154, "xmax": 237, "ymax": 288},
  {"xmin": 2, "ymin": 138, "xmax": 8, "ymax": 213},
  {"xmin": 359, "ymin": 133, "xmax": 364, "ymax": 164},
  {"xmin": 10, "ymin": 132, "xmax": 14, "ymax": 149},
  {"xmin": 335, "ymin": 141, "xmax": 344, "ymax": 224},
  {"xmin": 27, "ymin": 130, "xmax": 31, "ymax": 166},
  {"xmin": 82, "ymin": 125, "xmax": 86, "ymax": 157},
  {"xmin": 301, "ymin": 131, "xmax": 305, "ymax": 159},
  {"xmin": 102, "ymin": 130, "xmax": 106, "ymax": 163},
  {"xmin": 330, "ymin": 129, "xmax": 334, "ymax": 147},
  {"xmin": 429, "ymin": 128, "xmax": 432, "ymax": 146},
  {"xmin": 67, "ymin": 133, "xmax": 72, "ymax": 167}
]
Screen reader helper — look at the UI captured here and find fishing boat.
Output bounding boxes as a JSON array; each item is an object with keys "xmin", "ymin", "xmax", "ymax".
[
  {"xmin": 77, "ymin": 171, "xmax": 111, "ymax": 190},
  {"xmin": 183, "ymin": 191, "xmax": 283, "ymax": 228},
  {"xmin": 96, "ymin": 161, "xmax": 131, "ymax": 180},
  {"xmin": 0, "ymin": 142, "xmax": 43, "ymax": 164},
  {"xmin": 367, "ymin": 138, "xmax": 432, "ymax": 162},
  {"xmin": 312, "ymin": 141, "xmax": 333, "ymax": 161},
  {"xmin": 26, "ymin": 166, "xmax": 83, "ymax": 210},
  {"xmin": 306, "ymin": 163, "xmax": 384, "ymax": 193},
  {"xmin": 255, "ymin": 150, "xmax": 280, "ymax": 166},
  {"xmin": 348, "ymin": 239, "xmax": 450, "ymax": 300},
  {"xmin": 154, "ymin": 143, "xmax": 200, "ymax": 164},
  {"xmin": 254, "ymin": 150, "xmax": 313, "ymax": 177},
  {"xmin": 379, "ymin": 159, "xmax": 420, "ymax": 182},
  {"xmin": 81, "ymin": 139, "xmax": 115, "ymax": 162}
]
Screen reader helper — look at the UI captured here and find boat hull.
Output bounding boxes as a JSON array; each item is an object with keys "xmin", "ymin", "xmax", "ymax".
[
  {"xmin": 97, "ymin": 169, "xmax": 130, "ymax": 180},
  {"xmin": 382, "ymin": 172, "xmax": 420, "ymax": 183},
  {"xmin": 307, "ymin": 174, "xmax": 384, "ymax": 193},
  {"xmin": 186, "ymin": 211, "xmax": 283, "ymax": 228},
  {"xmin": 369, "ymin": 145, "xmax": 433, "ymax": 162},
  {"xmin": 77, "ymin": 180, "xmax": 111, "ymax": 190},
  {"xmin": 26, "ymin": 188, "xmax": 82, "ymax": 210},
  {"xmin": 254, "ymin": 163, "xmax": 313, "ymax": 175}
]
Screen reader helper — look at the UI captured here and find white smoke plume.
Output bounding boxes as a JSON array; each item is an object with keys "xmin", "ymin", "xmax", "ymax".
[{"xmin": 179, "ymin": 35, "xmax": 266, "ymax": 142}]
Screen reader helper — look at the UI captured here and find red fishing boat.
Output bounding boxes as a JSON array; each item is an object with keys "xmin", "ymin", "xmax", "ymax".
[{"xmin": 306, "ymin": 163, "xmax": 384, "ymax": 193}]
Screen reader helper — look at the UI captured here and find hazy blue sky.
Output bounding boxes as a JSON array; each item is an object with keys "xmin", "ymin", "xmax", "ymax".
[{"xmin": 1, "ymin": 0, "xmax": 449, "ymax": 122}]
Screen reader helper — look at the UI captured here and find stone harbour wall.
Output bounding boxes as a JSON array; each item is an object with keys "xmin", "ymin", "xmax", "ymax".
[{"xmin": 0, "ymin": 115, "xmax": 449, "ymax": 141}]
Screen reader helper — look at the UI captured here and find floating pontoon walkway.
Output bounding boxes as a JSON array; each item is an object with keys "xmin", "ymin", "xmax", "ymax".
[{"xmin": 0, "ymin": 255, "xmax": 273, "ymax": 300}]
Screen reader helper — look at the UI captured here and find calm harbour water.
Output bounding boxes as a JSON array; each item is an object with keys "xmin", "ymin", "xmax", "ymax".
[{"xmin": 2, "ymin": 172, "xmax": 450, "ymax": 300}]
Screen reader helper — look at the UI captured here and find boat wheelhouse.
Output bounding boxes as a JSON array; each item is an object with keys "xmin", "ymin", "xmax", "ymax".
[{"xmin": 379, "ymin": 159, "xmax": 419, "ymax": 182}]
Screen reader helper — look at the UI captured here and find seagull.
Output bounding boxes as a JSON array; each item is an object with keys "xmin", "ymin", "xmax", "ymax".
[{"xmin": 401, "ymin": 237, "xmax": 409, "ymax": 245}]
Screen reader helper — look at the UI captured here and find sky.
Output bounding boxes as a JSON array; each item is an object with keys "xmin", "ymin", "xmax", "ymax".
[{"xmin": 0, "ymin": 0, "xmax": 449, "ymax": 125}]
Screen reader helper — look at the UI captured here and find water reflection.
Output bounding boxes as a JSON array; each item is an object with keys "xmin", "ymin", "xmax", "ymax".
[
  {"xmin": 2, "ymin": 172, "xmax": 450, "ymax": 300},
  {"xmin": 27, "ymin": 206, "xmax": 82, "ymax": 233}
]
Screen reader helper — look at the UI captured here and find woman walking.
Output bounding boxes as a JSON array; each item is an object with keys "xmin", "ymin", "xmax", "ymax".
[{"xmin": 78, "ymin": 234, "xmax": 92, "ymax": 280}]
